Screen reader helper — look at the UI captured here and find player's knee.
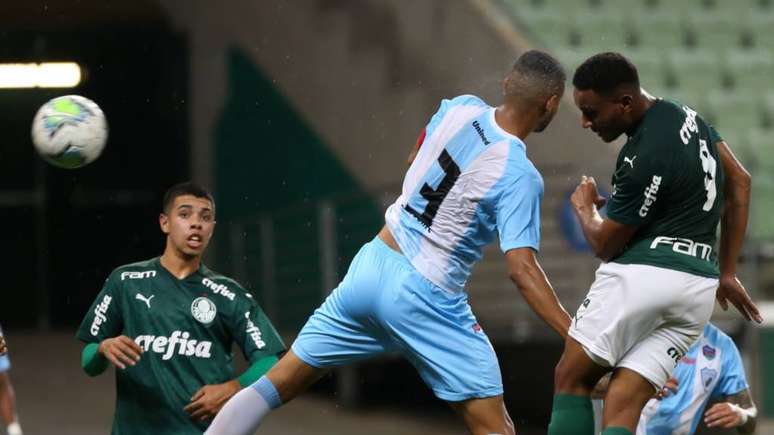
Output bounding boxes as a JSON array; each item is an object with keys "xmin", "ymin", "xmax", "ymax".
[{"xmin": 553, "ymin": 358, "xmax": 592, "ymax": 394}]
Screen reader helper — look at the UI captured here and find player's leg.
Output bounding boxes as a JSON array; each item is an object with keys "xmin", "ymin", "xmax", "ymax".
[
  {"xmin": 548, "ymin": 335, "xmax": 610, "ymax": 435},
  {"xmin": 600, "ymin": 368, "xmax": 655, "ymax": 433},
  {"xmin": 372, "ymin": 255, "xmax": 514, "ymax": 435},
  {"xmin": 595, "ymin": 265, "xmax": 717, "ymax": 434},
  {"xmin": 448, "ymin": 396, "xmax": 514, "ymax": 435},
  {"xmin": 206, "ymin": 237, "xmax": 398, "ymax": 435}
]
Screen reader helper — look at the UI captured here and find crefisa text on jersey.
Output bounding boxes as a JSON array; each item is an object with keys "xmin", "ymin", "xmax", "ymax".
[{"xmin": 202, "ymin": 278, "xmax": 236, "ymax": 301}]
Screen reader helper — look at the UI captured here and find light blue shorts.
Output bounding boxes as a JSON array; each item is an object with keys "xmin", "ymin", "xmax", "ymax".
[
  {"xmin": 0, "ymin": 355, "xmax": 8, "ymax": 373},
  {"xmin": 292, "ymin": 237, "xmax": 503, "ymax": 402}
]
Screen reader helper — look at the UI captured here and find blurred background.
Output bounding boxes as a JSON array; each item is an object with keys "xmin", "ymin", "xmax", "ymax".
[{"xmin": 1, "ymin": 0, "xmax": 773, "ymax": 433}]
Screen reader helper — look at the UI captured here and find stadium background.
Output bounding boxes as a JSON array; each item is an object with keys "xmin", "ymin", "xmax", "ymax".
[{"xmin": 0, "ymin": 0, "xmax": 773, "ymax": 433}]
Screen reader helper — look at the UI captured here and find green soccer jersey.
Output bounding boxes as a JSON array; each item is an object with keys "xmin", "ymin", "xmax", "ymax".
[
  {"xmin": 76, "ymin": 258, "xmax": 285, "ymax": 435},
  {"xmin": 606, "ymin": 99, "xmax": 724, "ymax": 278}
]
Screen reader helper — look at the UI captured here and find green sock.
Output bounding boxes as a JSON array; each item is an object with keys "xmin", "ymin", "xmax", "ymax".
[
  {"xmin": 547, "ymin": 394, "xmax": 594, "ymax": 435},
  {"xmin": 601, "ymin": 428, "xmax": 632, "ymax": 435}
]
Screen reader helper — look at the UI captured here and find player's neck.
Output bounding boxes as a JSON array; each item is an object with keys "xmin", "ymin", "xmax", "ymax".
[
  {"xmin": 630, "ymin": 90, "xmax": 657, "ymax": 123},
  {"xmin": 494, "ymin": 104, "xmax": 536, "ymax": 140},
  {"xmin": 160, "ymin": 245, "xmax": 202, "ymax": 280}
]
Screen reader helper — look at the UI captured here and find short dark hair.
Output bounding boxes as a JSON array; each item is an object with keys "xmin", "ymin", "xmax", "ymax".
[
  {"xmin": 573, "ymin": 52, "xmax": 639, "ymax": 95},
  {"xmin": 504, "ymin": 50, "xmax": 566, "ymax": 103},
  {"xmin": 162, "ymin": 182, "xmax": 215, "ymax": 214}
]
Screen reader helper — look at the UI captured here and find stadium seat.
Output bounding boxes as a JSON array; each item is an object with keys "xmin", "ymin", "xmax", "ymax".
[
  {"xmin": 573, "ymin": 11, "xmax": 631, "ymax": 51},
  {"xmin": 686, "ymin": 11, "xmax": 745, "ymax": 50},
  {"xmin": 705, "ymin": 90, "xmax": 764, "ymax": 137},
  {"xmin": 515, "ymin": 7, "xmax": 575, "ymax": 48},
  {"xmin": 632, "ymin": 12, "xmax": 688, "ymax": 49},
  {"xmin": 626, "ymin": 49, "xmax": 668, "ymax": 90},
  {"xmin": 724, "ymin": 49, "xmax": 774, "ymax": 90},
  {"xmin": 666, "ymin": 49, "xmax": 724, "ymax": 96},
  {"xmin": 743, "ymin": 10, "xmax": 774, "ymax": 49},
  {"xmin": 745, "ymin": 128, "xmax": 774, "ymax": 239}
]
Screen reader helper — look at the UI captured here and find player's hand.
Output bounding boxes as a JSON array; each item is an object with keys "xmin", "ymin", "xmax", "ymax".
[
  {"xmin": 571, "ymin": 176, "xmax": 607, "ymax": 212},
  {"xmin": 655, "ymin": 377, "xmax": 679, "ymax": 400},
  {"xmin": 0, "ymin": 335, "xmax": 6, "ymax": 355},
  {"xmin": 716, "ymin": 275, "xmax": 763, "ymax": 323},
  {"xmin": 704, "ymin": 402, "xmax": 746, "ymax": 428},
  {"xmin": 98, "ymin": 335, "xmax": 142, "ymax": 369},
  {"xmin": 184, "ymin": 379, "xmax": 242, "ymax": 421}
]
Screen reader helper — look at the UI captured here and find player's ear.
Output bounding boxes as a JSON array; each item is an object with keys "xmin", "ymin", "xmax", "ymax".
[
  {"xmin": 619, "ymin": 94, "xmax": 634, "ymax": 113},
  {"xmin": 159, "ymin": 213, "xmax": 170, "ymax": 234},
  {"xmin": 546, "ymin": 94, "xmax": 560, "ymax": 112}
]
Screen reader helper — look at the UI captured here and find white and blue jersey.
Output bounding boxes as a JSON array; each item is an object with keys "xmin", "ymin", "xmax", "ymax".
[
  {"xmin": 292, "ymin": 95, "xmax": 540, "ymax": 401},
  {"xmin": 385, "ymin": 94, "xmax": 543, "ymax": 293},
  {"xmin": 637, "ymin": 323, "xmax": 749, "ymax": 435}
]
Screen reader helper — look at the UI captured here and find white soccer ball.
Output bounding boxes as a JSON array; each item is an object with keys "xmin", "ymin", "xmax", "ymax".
[{"xmin": 31, "ymin": 95, "xmax": 108, "ymax": 169}]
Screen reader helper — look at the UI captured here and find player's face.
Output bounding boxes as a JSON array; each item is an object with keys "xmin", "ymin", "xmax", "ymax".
[
  {"xmin": 159, "ymin": 195, "xmax": 215, "ymax": 258},
  {"xmin": 574, "ymin": 88, "xmax": 631, "ymax": 142},
  {"xmin": 534, "ymin": 93, "xmax": 562, "ymax": 133}
]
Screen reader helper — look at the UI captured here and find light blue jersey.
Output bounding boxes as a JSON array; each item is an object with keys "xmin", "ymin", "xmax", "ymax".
[
  {"xmin": 637, "ymin": 323, "xmax": 749, "ymax": 435},
  {"xmin": 293, "ymin": 94, "xmax": 542, "ymax": 401},
  {"xmin": 385, "ymin": 94, "xmax": 543, "ymax": 292}
]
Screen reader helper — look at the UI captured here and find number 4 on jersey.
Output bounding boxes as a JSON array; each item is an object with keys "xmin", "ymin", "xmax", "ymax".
[{"xmin": 405, "ymin": 149, "xmax": 461, "ymax": 228}]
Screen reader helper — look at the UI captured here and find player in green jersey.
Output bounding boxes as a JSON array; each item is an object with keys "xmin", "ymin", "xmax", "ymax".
[
  {"xmin": 77, "ymin": 182, "xmax": 285, "ymax": 435},
  {"xmin": 546, "ymin": 53, "xmax": 762, "ymax": 435}
]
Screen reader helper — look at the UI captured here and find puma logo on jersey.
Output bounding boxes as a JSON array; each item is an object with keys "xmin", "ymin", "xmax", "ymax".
[
  {"xmin": 135, "ymin": 293, "xmax": 155, "ymax": 308},
  {"xmin": 134, "ymin": 330, "xmax": 212, "ymax": 361},
  {"xmin": 121, "ymin": 270, "xmax": 156, "ymax": 281},
  {"xmin": 623, "ymin": 155, "xmax": 637, "ymax": 169},
  {"xmin": 638, "ymin": 175, "xmax": 662, "ymax": 217}
]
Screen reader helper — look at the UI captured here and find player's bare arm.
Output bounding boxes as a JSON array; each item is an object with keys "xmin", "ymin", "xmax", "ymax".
[
  {"xmin": 98, "ymin": 335, "xmax": 142, "ymax": 369},
  {"xmin": 705, "ymin": 388, "xmax": 757, "ymax": 433},
  {"xmin": 505, "ymin": 248, "xmax": 571, "ymax": 338},
  {"xmin": 184, "ymin": 379, "xmax": 242, "ymax": 422},
  {"xmin": 570, "ymin": 175, "xmax": 638, "ymax": 261},
  {"xmin": 716, "ymin": 141, "xmax": 762, "ymax": 323}
]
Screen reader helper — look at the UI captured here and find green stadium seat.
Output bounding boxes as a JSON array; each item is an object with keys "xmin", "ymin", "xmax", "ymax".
[
  {"xmin": 686, "ymin": 11, "xmax": 746, "ymax": 49},
  {"xmin": 626, "ymin": 49, "xmax": 668, "ymax": 90},
  {"xmin": 724, "ymin": 49, "xmax": 774, "ymax": 90},
  {"xmin": 705, "ymin": 90, "xmax": 764, "ymax": 135},
  {"xmin": 743, "ymin": 11, "xmax": 774, "ymax": 49},
  {"xmin": 745, "ymin": 128, "xmax": 774, "ymax": 240},
  {"xmin": 515, "ymin": 8, "xmax": 575, "ymax": 48},
  {"xmin": 573, "ymin": 11, "xmax": 631, "ymax": 51},
  {"xmin": 632, "ymin": 12, "xmax": 688, "ymax": 49},
  {"xmin": 666, "ymin": 49, "xmax": 724, "ymax": 95}
]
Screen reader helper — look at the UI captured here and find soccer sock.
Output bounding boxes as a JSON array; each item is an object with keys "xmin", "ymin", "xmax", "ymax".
[
  {"xmin": 547, "ymin": 394, "xmax": 594, "ymax": 435},
  {"xmin": 204, "ymin": 376, "xmax": 281, "ymax": 435},
  {"xmin": 601, "ymin": 427, "xmax": 632, "ymax": 435}
]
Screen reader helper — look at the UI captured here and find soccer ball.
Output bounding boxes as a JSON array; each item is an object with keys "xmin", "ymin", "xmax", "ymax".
[{"xmin": 31, "ymin": 95, "xmax": 108, "ymax": 169}]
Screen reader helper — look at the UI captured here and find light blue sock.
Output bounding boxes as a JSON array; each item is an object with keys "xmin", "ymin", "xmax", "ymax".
[
  {"xmin": 204, "ymin": 376, "xmax": 282, "ymax": 435},
  {"xmin": 252, "ymin": 375, "xmax": 282, "ymax": 409}
]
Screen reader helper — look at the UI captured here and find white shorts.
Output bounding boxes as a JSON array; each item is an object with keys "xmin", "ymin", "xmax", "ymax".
[{"xmin": 569, "ymin": 262, "xmax": 717, "ymax": 389}]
